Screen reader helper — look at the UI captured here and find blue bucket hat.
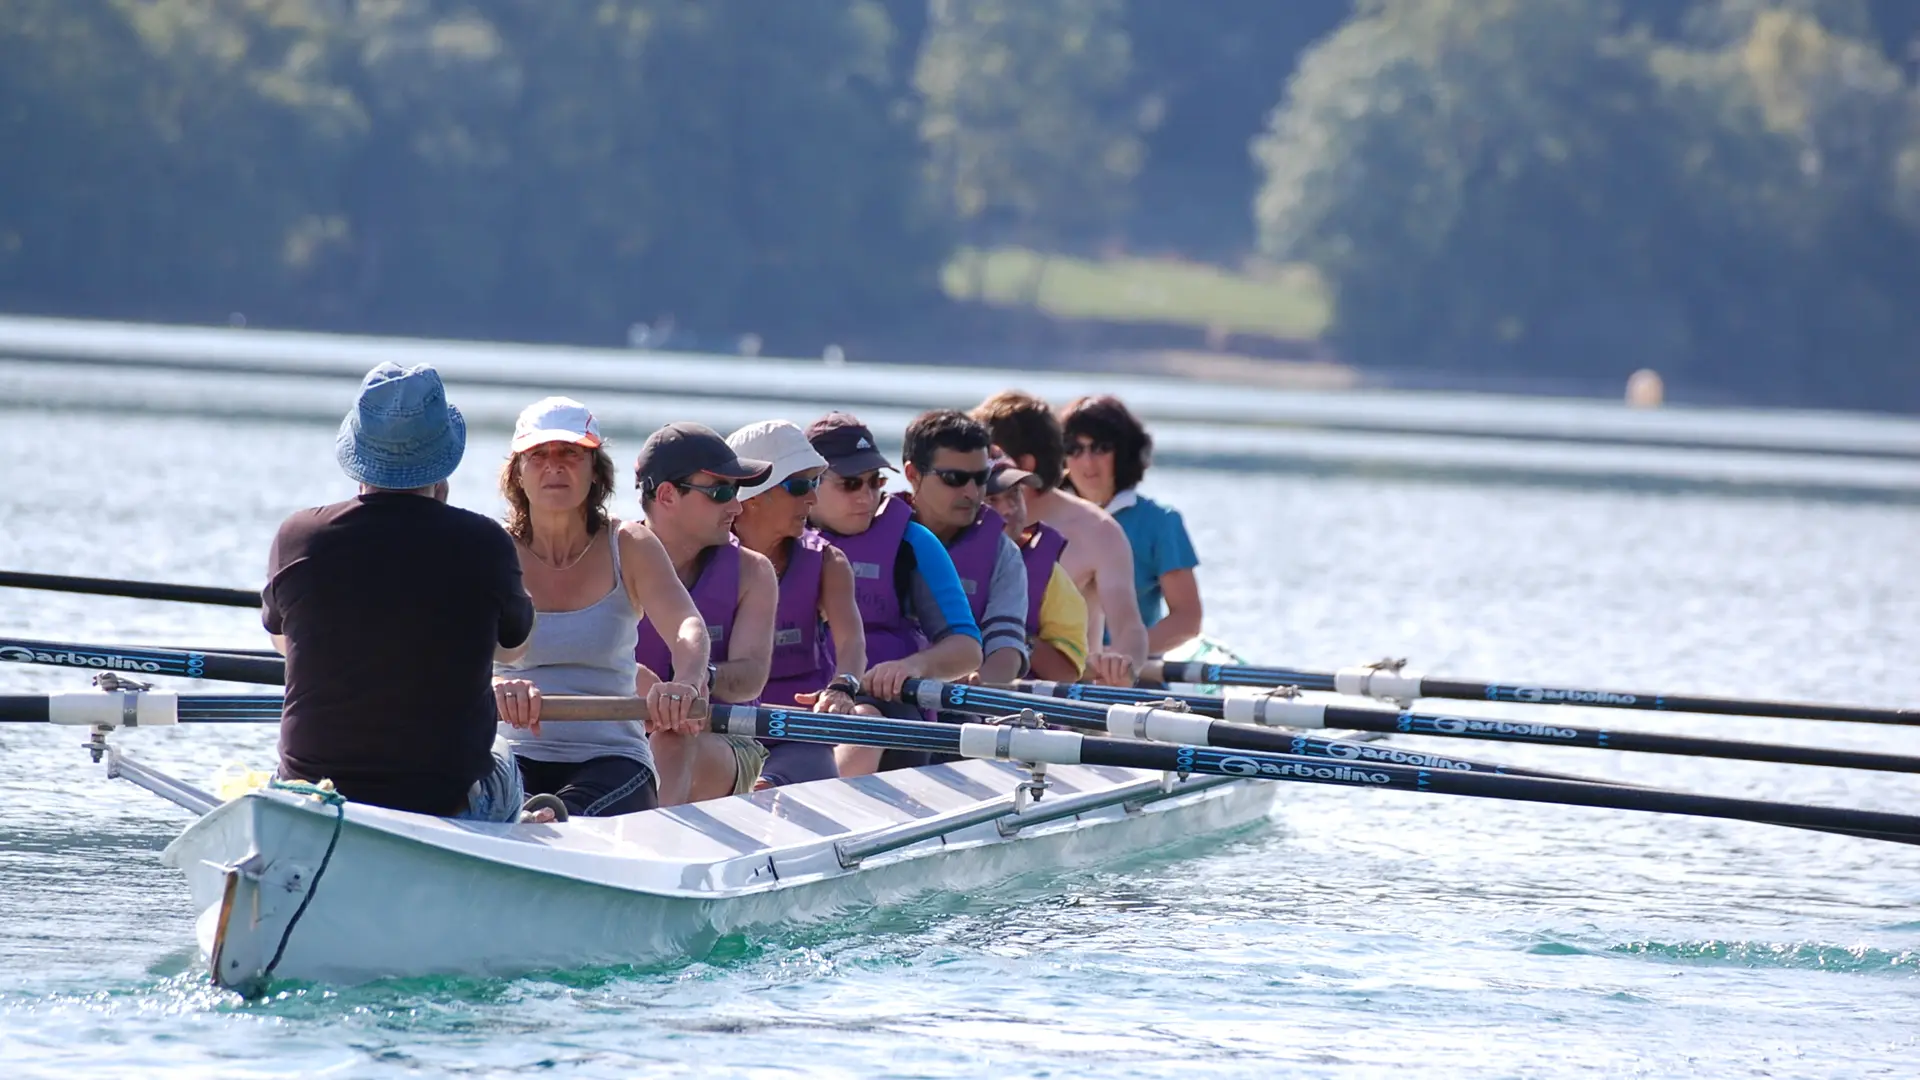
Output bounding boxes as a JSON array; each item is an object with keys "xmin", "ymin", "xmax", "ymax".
[{"xmin": 335, "ymin": 362, "xmax": 467, "ymax": 490}]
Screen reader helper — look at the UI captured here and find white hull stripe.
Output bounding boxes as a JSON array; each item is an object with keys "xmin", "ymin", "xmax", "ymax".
[
  {"xmin": 742, "ymin": 788, "xmax": 846, "ymax": 837},
  {"xmin": 843, "ymin": 775, "xmax": 941, "ymax": 818},
  {"xmin": 921, "ymin": 763, "xmax": 1003, "ymax": 800},
  {"xmin": 659, "ymin": 804, "xmax": 767, "ymax": 854}
]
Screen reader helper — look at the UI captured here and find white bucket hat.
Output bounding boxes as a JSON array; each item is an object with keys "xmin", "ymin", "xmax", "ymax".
[
  {"xmin": 726, "ymin": 419, "xmax": 829, "ymax": 500},
  {"xmin": 510, "ymin": 396, "xmax": 602, "ymax": 454}
]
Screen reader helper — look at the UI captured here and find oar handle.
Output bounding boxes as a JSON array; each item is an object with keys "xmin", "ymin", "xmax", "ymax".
[{"xmin": 538, "ymin": 695, "xmax": 712, "ymax": 722}]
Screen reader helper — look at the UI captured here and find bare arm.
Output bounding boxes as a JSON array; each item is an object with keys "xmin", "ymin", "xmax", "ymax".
[
  {"xmin": 906, "ymin": 633, "xmax": 985, "ymax": 682},
  {"xmin": 1147, "ymin": 568, "xmax": 1202, "ymax": 656},
  {"xmin": 977, "ymin": 644, "xmax": 1025, "ymax": 684},
  {"xmin": 1027, "ymin": 641, "xmax": 1082, "ymax": 682},
  {"xmin": 619, "ymin": 525, "xmax": 710, "ymax": 691},
  {"xmin": 1093, "ymin": 517, "xmax": 1149, "ymax": 667},
  {"xmin": 819, "ymin": 546, "xmax": 867, "ymax": 678},
  {"xmin": 714, "ymin": 549, "xmax": 777, "ymax": 703}
]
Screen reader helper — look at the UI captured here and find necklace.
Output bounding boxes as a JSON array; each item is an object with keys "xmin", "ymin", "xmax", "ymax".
[{"xmin": 528, "ymin": 529, "xmax": 597, "ymax": 572}]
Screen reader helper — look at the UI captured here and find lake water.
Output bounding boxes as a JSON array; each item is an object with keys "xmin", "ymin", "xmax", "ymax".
[{"xmin": 1, "ymin": 398, "xmax": 1917, "ymax": 1078}]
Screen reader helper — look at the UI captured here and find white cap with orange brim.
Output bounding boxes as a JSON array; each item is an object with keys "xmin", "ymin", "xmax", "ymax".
[{"xmin": 511, "ymin": 396, "xmax": 603, "ymax": 454}]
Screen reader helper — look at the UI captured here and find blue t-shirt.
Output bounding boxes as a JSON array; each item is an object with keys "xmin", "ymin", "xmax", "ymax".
[
  {"xmin": 900, "ymin": 520, "xmax": 983, "ymax": 644},
  {"xmin": 1107, "ymin": 490, "xmax": 1198, "ymax": 628}
]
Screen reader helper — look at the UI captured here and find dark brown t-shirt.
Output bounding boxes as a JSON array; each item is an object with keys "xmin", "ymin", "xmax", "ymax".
[{"xmin": 264, "ymin": 493, "xmax": 534, "ymax": 815}]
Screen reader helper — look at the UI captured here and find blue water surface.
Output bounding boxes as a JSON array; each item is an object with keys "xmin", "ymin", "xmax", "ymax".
[{"xmin": 1, "ymin": 400, "xmax": 1917, "ymax": 1078}]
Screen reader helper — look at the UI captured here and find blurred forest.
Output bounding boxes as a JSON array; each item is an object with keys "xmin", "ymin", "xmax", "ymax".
[{"xmin": 2, "ymin": 0, "xmax": 1917, "ymax": 408}]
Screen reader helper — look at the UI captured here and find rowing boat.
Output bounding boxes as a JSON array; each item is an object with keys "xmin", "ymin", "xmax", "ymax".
[
  {"xmin": 133, "ymin": 733, "xmax": 1273, "ymax": 992},
  {"xmin": 26, "ymin": 633, "xmax": 1918, "ymax": 995}
]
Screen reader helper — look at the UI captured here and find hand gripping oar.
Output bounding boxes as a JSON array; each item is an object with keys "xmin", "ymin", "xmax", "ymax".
[
  {"xmin": 0, "ymin": 570, "xmax": 260, "ymax": 608},
  {"xmin": 0, "ymin": 636, "xmax": 285, "ymax": 685},
  {"xmin": 1150, "ymin": 659, "xmax": 1920, "ymax": 728},
  {"xmin": 1012, "ymin": 680, "xmax": 1920, "ymax": 776},
  {"xmin": 699, "ymin": 703, "xmax": 1920, "ymax": 846},
  {"xmin": 910, "ymin": 679, "xmax": 1614, "ymax": 786}
]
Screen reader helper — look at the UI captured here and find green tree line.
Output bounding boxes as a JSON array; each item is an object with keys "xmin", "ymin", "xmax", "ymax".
[{"xmin": 2, "ymin": 1, "xmax": 1916, "ymax": 408}]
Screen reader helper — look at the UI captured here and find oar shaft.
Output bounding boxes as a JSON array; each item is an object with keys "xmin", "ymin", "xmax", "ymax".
[
  {"xmin": 0, "ymin": 637, "xmax": 284, "ymax": 685},
  {"xmin": 0, "ymin": 692, "xmax": 692, "ymax": 725},
  {"xmin": 711, "ymin": 704, "xmax": 1920, "ymax": 845},
  {"xmin": 934, "ymin": 680, "xmax": 1604, "ymax": 784},
  {"xmin": 0, "ymin": 570, "xmax": 260, "ymax": 608},
  {"xmin": 1156, "ymin": 661, "xmax": 1920, "ymax": 728},
  {"xmin": 1010, "ymin": 680, "xmax": 1920, "ymax": 776},
  {"xmin": 1324, "ymin": 704, "xmax": 1920, "ymax": 774}
]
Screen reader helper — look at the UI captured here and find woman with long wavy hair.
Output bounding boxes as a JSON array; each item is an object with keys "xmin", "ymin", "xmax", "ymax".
[
  {"xmin": 1058, "ymin": 394, "xmax": 1203, "ymax": 657},
  {"xmin": 490, "ymin": 397, "xmax": 710, "ymax": 818}
]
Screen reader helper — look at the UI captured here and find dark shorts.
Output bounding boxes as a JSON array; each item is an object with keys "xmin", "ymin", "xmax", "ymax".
[
  {"xmin": 517, "ymin": 755, "xmax": 659, "ymax": 817},
  {"xmin": 758, "ymin": 740, "xmax": 838, "ymax": 787}
]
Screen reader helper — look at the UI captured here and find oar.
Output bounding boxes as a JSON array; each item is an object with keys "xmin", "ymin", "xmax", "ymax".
[
  {"xmin": 705, "ymin": 704, "xmax": 1920, "ymax": 846},
  {"xmin": 0, "ymin": 693, "xmax": 693, "ymax": 725},
  {"xmin": 1151, "ymin": 659, "xmax": 1920, "ymax": 728},
  {"xmin": 166, "ymin": 646, "xmax": 280, "ymax": 658},
  {"xmin": 20, "ymin": 690, "xmax": 1920, "ymax": 845},
  {"xmin": 0, "ymin": 570, "xmax": 260, "ymax": 608},
  {"xmin": 1012, "ymin": 680, "xmax": 1920, "ymax": 776},
  {"xmin": 914, "ymin": 680, "xmax": 1614, "ymax": 785},
  {"xmin": 0, "ymin": 637, "xmax": 285, "ymax": 685}
]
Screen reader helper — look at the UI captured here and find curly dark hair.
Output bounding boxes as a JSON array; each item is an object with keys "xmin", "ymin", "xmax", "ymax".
[
  {"xmin": 1059, "ymin": 394, "xmax": 1151, "ymax": 495},
  {"xmin": 902, "ymin": 408, "xmax": 990, "ymax": 471},
  {"xmin": 971, "ymin": 390, "xmax": 1066, "ymax": 491},
  {"xmin": 500, "ymin": 445, "xmax": 618, "ymax": 543}
]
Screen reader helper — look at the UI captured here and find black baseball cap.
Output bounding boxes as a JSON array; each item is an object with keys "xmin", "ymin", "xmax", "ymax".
[
  {"xmin": 985, "ymin": 452, "xmax": 1038, "ymax": 496},
  {"xmin": 635, "ymin": 421, "xmax": 772, "ymax": 494},
  {"xmin": 805, "ymin": 412, "xmax": 894, "ymax": 475}
]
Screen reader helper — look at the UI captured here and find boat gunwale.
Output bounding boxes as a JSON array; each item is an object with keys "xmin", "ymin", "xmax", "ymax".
[{"xmin": 161, "ymin": 765, "xmax": 1264, "ymax": 902}]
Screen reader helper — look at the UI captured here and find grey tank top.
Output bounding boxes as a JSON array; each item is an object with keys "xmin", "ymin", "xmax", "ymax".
[{"xmin": 495, "ymin": 524, "xmax": 652, "ymax": 770}]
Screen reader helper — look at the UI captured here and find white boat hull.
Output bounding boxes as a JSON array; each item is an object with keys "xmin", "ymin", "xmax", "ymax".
[{"xmin": 161, "ymin": 759, "xmax": 1274, "ymax": 990}]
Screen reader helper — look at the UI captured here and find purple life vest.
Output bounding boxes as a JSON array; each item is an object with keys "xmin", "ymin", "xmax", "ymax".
[
  {"xmin": 636, "ymin": 538, "xmax": 748, "ymax": 701},
  {"xmin": 943, "ymin": 505, "xmax": 1006, "ymax": 622},
  {"xmin": 760, "ymin": 529, "xmax": 834, "ymax": 707},
  {"xmin": 819, "ymin": 496, "xmax": 925, "ymax": 666},
  {"xmin": 1019, "ymin": 522, "xmax": 1069, "ymax": 632}
]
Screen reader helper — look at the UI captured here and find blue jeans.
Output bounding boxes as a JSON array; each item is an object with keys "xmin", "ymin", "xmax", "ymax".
[{"xmin": 455, "ymin": 736, "xmax": 525, "ymax": 823}]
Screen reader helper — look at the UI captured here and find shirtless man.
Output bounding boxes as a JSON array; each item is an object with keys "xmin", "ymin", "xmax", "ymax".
[{"xmin": 972, "ymin": 390, "xmax": 1146, "ymax": 685}]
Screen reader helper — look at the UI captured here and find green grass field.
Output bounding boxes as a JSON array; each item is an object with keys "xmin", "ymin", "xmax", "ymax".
[{"xmin": 941, "ymin": 247, "xmax": 1330, "ymax": 341}]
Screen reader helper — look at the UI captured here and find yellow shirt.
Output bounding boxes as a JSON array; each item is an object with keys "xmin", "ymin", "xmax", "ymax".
[{"xmin": 1035, "ymin": 563, "xmax": 1089, "ymax": 675}]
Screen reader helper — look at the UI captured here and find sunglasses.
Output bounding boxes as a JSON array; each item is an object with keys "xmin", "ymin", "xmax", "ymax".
[
  {"xmin": 931, "ymin": 467, "xmax": 991, "ymax": 489},
  {"xmin": 832, "ymin": 472, "xmax": 888, "ymax": 494},
  {"xmin": 774, "ymin": 474, "xmax": 821, "ymax": 497},
  {"xmin": 1065, "ymin": 439, "xmax": 1114, "ymax": 459},
  {"xmin": 674, "ymin": 480, "xmax": 741, "ymax": 503}
]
